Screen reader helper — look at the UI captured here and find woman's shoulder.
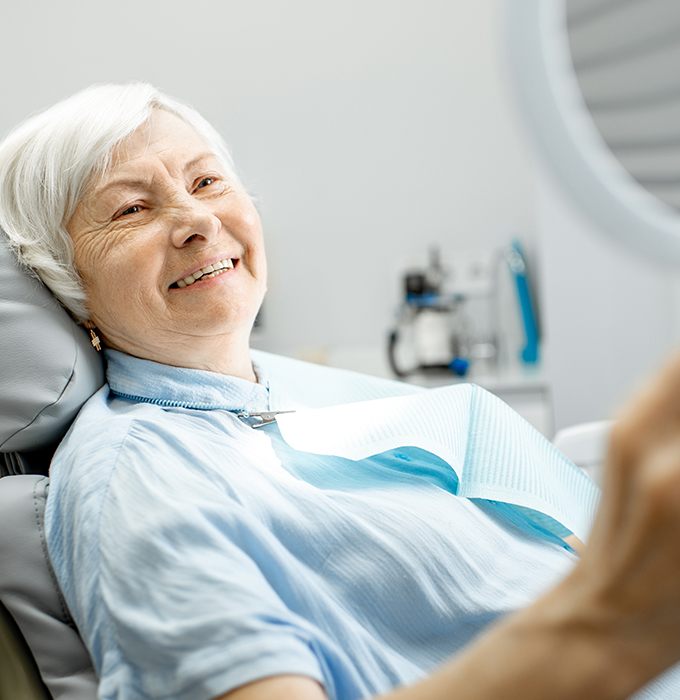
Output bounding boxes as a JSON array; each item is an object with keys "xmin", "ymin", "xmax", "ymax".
[
  {"xmin": 46, "ymin": 388, "xmax": 220, "ymax": 544},
  {"xmin": 50, "ymin": 384, "xmax": 201, "ymax": 492},
  {"xmin": 51, "ymin": 384, "xmax": 248, "ymax": 493},
  {"xmin": 57, "ymin": 385, "xmax": 163, "ymax": 454}
]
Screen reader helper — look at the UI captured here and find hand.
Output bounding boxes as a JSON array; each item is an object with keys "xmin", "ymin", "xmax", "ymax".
[{"xmin": 565, "ymin": 351, "xmax": 680, "ymax": 682}]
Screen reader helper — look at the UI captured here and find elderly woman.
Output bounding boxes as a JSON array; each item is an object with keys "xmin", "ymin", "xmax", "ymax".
[{"xmin": 1, "ymin": 83, "xmax": 680, "ymax": 700}]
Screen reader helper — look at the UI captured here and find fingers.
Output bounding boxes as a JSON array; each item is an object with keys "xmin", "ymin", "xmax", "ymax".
[
  {"xmin": 636, "ymin": 436, "xmax": 680, "ymax": 528},
  {"xmin": 574, "ymin": 353, "xmax": 680, "ymax": 673},
  {"xmin": 597, "ymin": 351, "xmax": 680, "ymax": 533},
  {"xmin": 613, "ymin": 351, "xmax": 680, "ymax": 460}
]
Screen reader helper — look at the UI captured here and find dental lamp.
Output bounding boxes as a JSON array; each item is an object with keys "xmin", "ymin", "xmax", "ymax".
[{"xmin": 506, "ymin": 0, "xmax": 680, "ymax": 265}]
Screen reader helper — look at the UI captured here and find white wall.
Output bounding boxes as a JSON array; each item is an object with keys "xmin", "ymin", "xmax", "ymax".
[
  {"xmin": 0, "ymin": 0, "xmax": 536, "ymax": 358},
  {"xmin": 533, "ymin": 161, "xmax": 679, "ymax": 432}
]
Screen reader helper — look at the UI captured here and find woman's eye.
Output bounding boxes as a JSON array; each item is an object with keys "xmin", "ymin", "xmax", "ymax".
[
  {"xmin": 118, "ymin": 204, "xmax": 142, "ymax": 218},
  {"xmin": 195, "ymin": 177, "xmax": 215, "ymax": 191}
]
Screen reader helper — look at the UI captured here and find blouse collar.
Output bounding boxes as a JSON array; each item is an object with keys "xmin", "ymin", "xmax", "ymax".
[{"xmin": 104, "ymin": 349, "xmax": 272, "ymax": 413}]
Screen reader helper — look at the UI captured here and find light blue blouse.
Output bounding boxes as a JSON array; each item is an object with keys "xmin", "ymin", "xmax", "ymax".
[{"xmin": 43, "ymin": 351, "xmax": 629, "ymax": 699}]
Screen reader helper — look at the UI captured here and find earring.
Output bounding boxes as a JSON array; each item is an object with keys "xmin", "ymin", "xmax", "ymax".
[{"xmin": 89, "ymin": 328, "xmax": 102, "ymax": 352}]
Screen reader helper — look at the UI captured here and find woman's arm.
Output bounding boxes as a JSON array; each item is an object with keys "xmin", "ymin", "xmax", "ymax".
[
  {"xmin": 219, "ymin": 353, "xmax": 680, "ymax": 700},
  {"xmin": 215, "ymin": 591, "xmax": 639, "ymax": 700}
]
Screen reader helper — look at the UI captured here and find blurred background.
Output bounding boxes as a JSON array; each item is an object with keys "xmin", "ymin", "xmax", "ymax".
[{"xmin": 2, "ymin": 0, "xmax": 678, "ymax": 437}]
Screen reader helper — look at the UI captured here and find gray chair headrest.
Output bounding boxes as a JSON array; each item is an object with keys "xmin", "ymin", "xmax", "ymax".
[{"xmin": 0, "ymin": 233, "xmax": 104, "ymax": 454}]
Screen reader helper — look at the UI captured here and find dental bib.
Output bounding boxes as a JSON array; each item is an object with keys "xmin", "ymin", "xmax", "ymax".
[{"xmin": 256, "ymin": 352, "xmax": 600, "ymax": 543}]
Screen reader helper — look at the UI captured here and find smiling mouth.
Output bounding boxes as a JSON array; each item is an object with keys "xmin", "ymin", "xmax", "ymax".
[{"xmin": 169, "ymin": 258, "xmax": 238, "ymax": 289}]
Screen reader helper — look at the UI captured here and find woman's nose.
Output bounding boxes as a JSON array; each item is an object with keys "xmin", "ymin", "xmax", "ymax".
[{"xmin": 169, "ymin": 197, "xmax": 221, "ymax": 248}]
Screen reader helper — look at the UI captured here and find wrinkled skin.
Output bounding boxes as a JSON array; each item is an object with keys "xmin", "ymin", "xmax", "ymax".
[{"xmin": 67, "ymin": 109, "xmax": 267, "ymax": 381}]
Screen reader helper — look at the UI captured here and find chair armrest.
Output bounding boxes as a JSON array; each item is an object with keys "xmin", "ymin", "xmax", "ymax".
[
  {"xmin": 0, "ymin": 600, "xmax": 49, "ymax": 699},
  {"xmin": 553, "ymin": 420, "xmax": 613, "ymax": 484}
]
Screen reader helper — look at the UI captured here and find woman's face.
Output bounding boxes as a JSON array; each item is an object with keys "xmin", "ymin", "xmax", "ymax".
[{"xmin": 67, "ymin": 109, "xmax": 267, "ymax": 370}]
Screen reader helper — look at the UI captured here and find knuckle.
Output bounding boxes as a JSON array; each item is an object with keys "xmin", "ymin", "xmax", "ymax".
[
  {"xmin": 608, "ymin": 420, "xmax": 640, "ymax": 467},
  {"xmin": 638, "ymin": 452, "xmax": 680, "ymax": 512}
]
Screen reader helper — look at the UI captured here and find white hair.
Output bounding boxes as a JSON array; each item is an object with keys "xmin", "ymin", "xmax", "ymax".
[{"xmin": 0, "ymin": 83, "xmax": 237, "ymax": 321}]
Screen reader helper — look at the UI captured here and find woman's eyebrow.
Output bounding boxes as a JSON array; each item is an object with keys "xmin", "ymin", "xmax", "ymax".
[
  {"xmin": 94, "ymin": 177, "xmax": 152, "ymax": 198},
  {"xmin": 183, "ymin": 151, "xmax": 218, "ymax": 171},
  {"xmin": 95, "ymin": 153, "xmax": 218, "ymax": 197}
]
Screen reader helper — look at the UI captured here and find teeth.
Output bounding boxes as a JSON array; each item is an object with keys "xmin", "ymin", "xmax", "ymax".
[{"xmin": 173, "ymin": 258, "xmax": 235, "ymax": 288}]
